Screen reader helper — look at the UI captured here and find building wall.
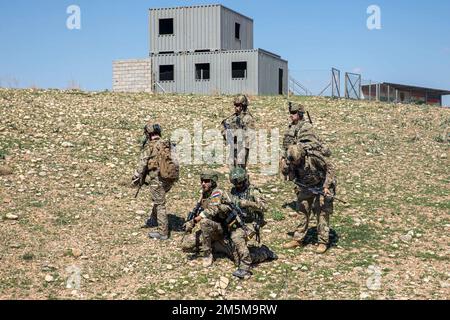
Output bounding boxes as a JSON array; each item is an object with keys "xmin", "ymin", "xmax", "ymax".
[
  {"xmin": 149, "ymin": 5, "xmax": 253, "ymax": 54},
  {"xmin": 113, "ymin": 59, "xmax": 152, "ymax": 93},
  {"xmin": 362, "ymin": 85, "xmax": 443, "ymax": 106},
  {"xmin": 220, "ymin": 6, "xmax": 253, "ymax": 51},
  {"xmin": 152, "ymin": 50, "xmax": 262, "ymax": 95},
  {"xmin": 258, "ymin": 50, "xmax": 288, "ymax": 95}
]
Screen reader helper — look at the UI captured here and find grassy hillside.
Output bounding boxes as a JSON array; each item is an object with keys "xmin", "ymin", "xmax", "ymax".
[{"xmin": 0, "ymin": 88, "xmax": 449, "ymax": 300}]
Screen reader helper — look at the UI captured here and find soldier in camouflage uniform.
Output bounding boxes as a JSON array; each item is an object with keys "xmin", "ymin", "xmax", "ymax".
[
  {"xmin": 280, "ymin": 102, "xmax": 330, "ymax": 180},
  {"xmin": 221, "ymin": 95, "xmax": 255, "ymax": 168},
  {"xmin": 228, "ymin": 167, "xmax": 277, "ymax": 279},
  {"xmin": 282, "ymin": 144, "xmax": 336, "ymax": 254},
  {"xmin": 132, "ymin": 122, "xmax": 175, "ymax": 240},
  {"xmin": 181, "ymin": 170, "xmax": 277, "ymax": 277},
  {"xmin": 181, "ymin": 170, "xmax": 231, "ymax": 267}
]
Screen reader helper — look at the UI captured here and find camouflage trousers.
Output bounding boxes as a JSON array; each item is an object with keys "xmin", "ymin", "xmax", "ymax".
[
  {"xmin": 180, "ymin": 224, "xmax": 272, "ymax": 268},
  {"xmin": 148, "ymin": 176, "xmax": 174, "ymax": 236},
  {"xmin": 293, "ymin": 187, "xmax": 334, "ymax": 245}
]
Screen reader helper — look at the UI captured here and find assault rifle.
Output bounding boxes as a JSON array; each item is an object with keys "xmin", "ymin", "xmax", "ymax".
[
  {"xmin": 186, "ymin": 202, "xmax": 204, "ymax": 222},
  {"xmin": 225, "ymin": 202, "xmax": 261, "ymax": 243},
  {"xmin": 293, "ymin": 181, "xmax": 347, "ymax": 204}
]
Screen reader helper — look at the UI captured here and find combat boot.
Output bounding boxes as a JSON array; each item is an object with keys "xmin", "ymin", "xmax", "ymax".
[
  {"xmin": 282, "ymin": 240, "xmax": 303, "ymax": 249},
  {"xmin": 316, "ymin": 244, "xmax": 328, "ymax": 254},
  {"xmin": 202, "ymin": 254, "xmax": 214, "ymax": 268},
  {"xmin": 232, "ymin": 269, "xmax": 252, "ymax": 280},
  {"xmin": 148, "ymin": 232, "xmax": 169, "ymax": 240}
]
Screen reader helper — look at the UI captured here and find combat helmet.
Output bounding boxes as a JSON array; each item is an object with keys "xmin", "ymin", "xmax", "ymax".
[
  {"xmin": 229, "ymin": 167, "xmax": 248, "ymax": 185},
  {"xmin": 144, "ymin": 122, "xmax": 162, "ymax": 136},
  {"xmin": 233, "ymin": 94, "xmax": 249, "ymax": 108},
  {"xmin": 200, "ymin": 170, "xmax": 219, "ymax": 185},
  {"xmin": 288, "ymin": 102, "xmax": 305, "ymax": 114}
]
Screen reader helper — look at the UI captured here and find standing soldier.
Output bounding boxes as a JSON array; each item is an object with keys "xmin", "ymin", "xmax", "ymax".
[
  {"xmin": 282, "ymin": 144, "xmax": 336, "ymax": 254},
  {"xmin": 221, "ymin": 94, "xmax": 255, "ymax": 168},
  {"xmin": 132, "ymin": 122, "xmax": 179, "ymax": 240},
  {"xmin": 280, "ymin": 102, "xmax": 330, "ymax": 179},
  {"xmin": 228, "ymin": 167, "xmax": 277, "ymax": 279}
]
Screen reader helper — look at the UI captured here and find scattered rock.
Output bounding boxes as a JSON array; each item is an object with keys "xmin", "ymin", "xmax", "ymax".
[
  {"xmin": 157, "ymin": 289, "xmax": 166, "ymax": 295},
  {"xmin": 45, "ymin": 275, "xmax": 54, "ymax": 282},
  {"xmin": 218, "ymin": 276, "xmax": 229, "ymax": 290},
  {"xmin": 5, "ymin": 213, "xmax": 18, "ymax": 220},
  {"xmin": 135, "ymin": 210, "xmax": 146, "ymax": 215},
  {"xmin": 269, "ymin": 293, "xmax": 277, "ymax": 299},
  {"xmin": 61, "ymin": 142, "xmax": 74, "ymax": 148},
  {"xmin": 0, "ymin": 166, "xmax": 13, "ymax": 176},
  {"xmin": 166, "ymin": 264, "xmax": 173, "ymax": 270},
  {"xmin": 360, "ymin": 292, "xmax": 370, "ymax": 299},
  {"xmin": 400, "ymin": 230, "xmax": 414, "ymax": 243},
  {"xmin": 71, "ymin": 248, "xmax": 82, "ymax": 258},
  {"xmin": 353, "ymin": 267, "xmax": 364, "ymax": 273}
]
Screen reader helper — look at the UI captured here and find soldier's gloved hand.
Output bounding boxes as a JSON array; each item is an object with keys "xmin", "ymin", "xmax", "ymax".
[
  {"xmin": 239, "ymin": 199, "xmax": 251, "ymax": 208},
  {"xmin": 323, "ymin": 187, "xmax": 332, "ymax": 198},
  {"xmin": 184, "ymin": 220, "xmax": 195, "ymax": 233}
]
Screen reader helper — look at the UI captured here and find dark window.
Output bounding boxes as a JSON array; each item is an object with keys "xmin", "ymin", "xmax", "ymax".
[
  {"xmin": 159, "ymin": 65, "xmax": 174, "ymax": 81},
  {"xmin": 159, "ymin": 18, "xmax": 173, "ymax": 35},
  {"xmin": 159, "ymin": 51, "xmax": 174, "ymax": 54},
  {"xmin": 235, "ymin": 23, "xmax": 241, "ymax": 39},
  {"xmin": 232, "ymin": 61, "xmax": 247, "ymax": 79},
  {"xmin": 195, "ymin": 63, "xmax": 210, "ymax": 80}
]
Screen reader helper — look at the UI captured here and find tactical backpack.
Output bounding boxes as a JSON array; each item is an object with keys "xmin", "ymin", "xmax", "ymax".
[{"xmin": 158, "ymin": 140, "xmax": 180, "ymax": 181}]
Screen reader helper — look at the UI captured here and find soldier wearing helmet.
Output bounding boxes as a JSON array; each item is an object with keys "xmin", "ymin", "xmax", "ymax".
[
  {"xmin": 281, "ymin": 102, "xmax": 331, "ymax": 179},
  {"xmin": 132, "ymin": 121, "xmax": 176, "ymax": 240},
  {"xmin": 283, "ymin": 143, "xmax": 337, "ymax": 254},
  {"xmin": 227, "ymin": 167, "xmax": 277, "ymax": 279},
  {"xmin": 221, "ymin": 94, "xmax": 255, "ymax": 168},
  {"xmin": 180, "ymin": 170, "xmax": 233, "ymax": 268},
  {"xmin": 180, "ymin": 168, "xmax": 277, "ymax": 277}
]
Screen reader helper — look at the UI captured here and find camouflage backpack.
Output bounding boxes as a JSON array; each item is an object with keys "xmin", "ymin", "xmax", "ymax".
[
  {"xmin": 296, "ymin": 126, "xmax": 332, "ymax": 158},
  {"xmin": 158, "ymin": 140, "xmax": 180, "ymax": 181}
]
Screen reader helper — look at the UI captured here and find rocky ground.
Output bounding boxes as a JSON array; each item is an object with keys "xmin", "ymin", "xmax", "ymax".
[{"xmin": 0, "ymin": 88, "xmax": 449, "ymax": 300}]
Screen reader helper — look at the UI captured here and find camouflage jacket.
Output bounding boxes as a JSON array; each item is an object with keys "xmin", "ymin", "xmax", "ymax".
[
  {"xmin": 282, "ymin": 120, "xmax": 330, "ymax": 158},
  {"xmin": 282, "ymin": 120, "xmax": 312, "ymax": 156},
  {"xmin": 221, "ymin": 112, "xmax": 255, "ymax": 148},
  {"xmin": 133, "ymin": 138, "xmax": 165, "ymax": 180},
  {"xmin": 230, "ymin": 184, "xmax": 267, "ymax": 224},
  {"xmin": 199, "ymin": 187, "xmax": 232, "ymax": 222},
  {"xmin": 293, "ymin": 152, "xmax": 336, "ymax": 190}
]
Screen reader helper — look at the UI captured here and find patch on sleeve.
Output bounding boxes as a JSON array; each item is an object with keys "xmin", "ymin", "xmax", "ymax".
[
  {"xmin": 209, "ymin": 190, "xmax": 222, "ymax": 205},
  {"xmin": 211, "ymin": 191, "xmax": 222, "ymax": 198}
]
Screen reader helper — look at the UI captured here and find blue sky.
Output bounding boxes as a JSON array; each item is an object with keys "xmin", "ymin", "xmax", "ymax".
[{"xmin": 0, "ymin": 0, "xmax": 449, "ymax": 104}]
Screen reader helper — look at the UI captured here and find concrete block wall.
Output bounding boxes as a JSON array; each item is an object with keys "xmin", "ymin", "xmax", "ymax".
[{"xmin": 113, "ymin": 59, "xmax": 153, "ymax": 93}]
